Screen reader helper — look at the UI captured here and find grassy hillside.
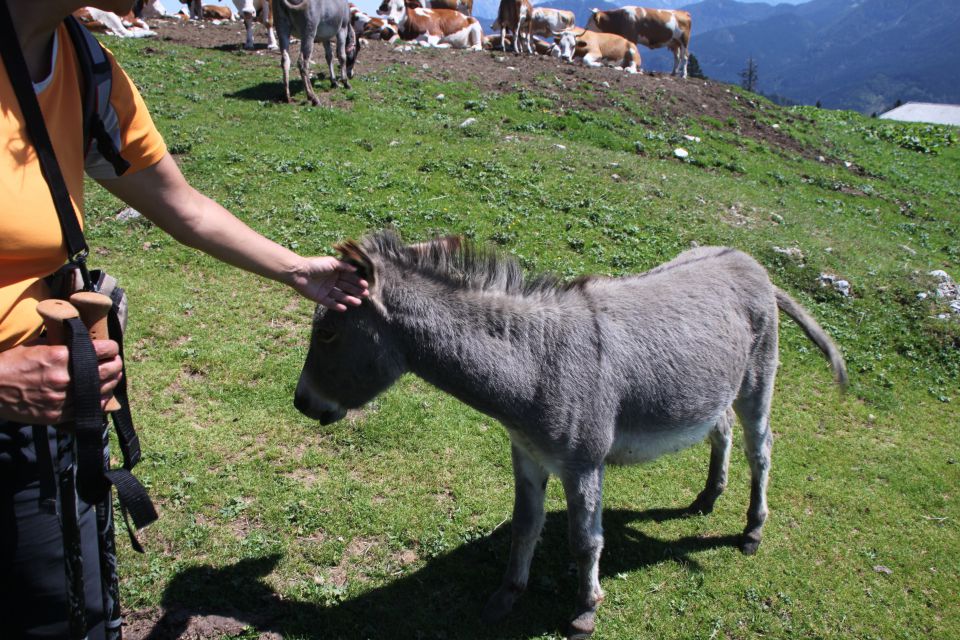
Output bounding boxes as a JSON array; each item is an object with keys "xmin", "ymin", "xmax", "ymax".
[{"xmin": 88, "ymin": 34, "xmax": 959, "ymax": 640}]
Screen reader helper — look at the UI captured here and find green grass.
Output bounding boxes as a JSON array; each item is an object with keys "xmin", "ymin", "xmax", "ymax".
[{"xmin": 83, "ymin": 40, "xmax": 960, "ymax": 639}]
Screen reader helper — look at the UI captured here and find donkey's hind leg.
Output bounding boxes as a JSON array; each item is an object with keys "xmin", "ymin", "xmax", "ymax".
[
  {"xmin": 483, "ymin": 445, "xmax": 549, "ymax": 624},
  {"xmin": 687, "ymin": 407, "xmax": 734, "ymax": 516},
  {"xmin": 734, "ymin": 331, "xmax": 778, "ymax": 555}
]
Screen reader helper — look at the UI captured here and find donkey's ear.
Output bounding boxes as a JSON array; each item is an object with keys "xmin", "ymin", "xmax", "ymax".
[
  {"xmin": 409, "ymin": 235, "xmax": 462, "ymax": 257},
  {"xmin": 335, "ymin": 239, "xmax": 375, "ymax": 285}
]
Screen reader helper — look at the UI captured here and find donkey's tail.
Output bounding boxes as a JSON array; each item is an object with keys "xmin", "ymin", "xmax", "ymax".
[{"xmin": 775, "ymin": 286, "xmax": 848, "ymax": 389}]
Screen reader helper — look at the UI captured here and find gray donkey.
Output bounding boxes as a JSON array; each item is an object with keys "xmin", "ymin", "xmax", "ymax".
[
  {"xmin": 295, "ymin": 231, "xmax": 847, "ymax": 639},
  {"xmin": 274, "ymin": 0, "xmax": 359, "ymax": 103}
]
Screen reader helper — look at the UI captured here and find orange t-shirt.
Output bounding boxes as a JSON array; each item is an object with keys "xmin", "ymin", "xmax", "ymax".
[{"xmin": 0, "ymin": 25, "xmax": 166, "ymax": 351}]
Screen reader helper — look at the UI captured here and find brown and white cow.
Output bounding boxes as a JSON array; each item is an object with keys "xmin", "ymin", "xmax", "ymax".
[
  {"xmin": 378, "ymin": 0, "xmax": 483, "ymax": 49},
  {"xmin": 525, "ymin": 6, "xmax": 574, "ymax": 38},
  {"xmin": 350, "ymin": 5, "xmax": 399, "ymax": 40},
  {"xmin": 234, "ymin": 0, "xmax": 278, "ymax": 50},
  {"xmin": 494, "ymin": 0, "xmax": 532, "ymax": 54},
  {"xmin": 554, "ymin": 28, "xmax": 640, "ymax": 73},
  {"xmin": 483, "ymin": 33, "xmax": 554, "ymax": 55},
  {"xmin": 75, "ymin": 7, "xmax": 156, "ymax": 37},
  {"xmin": 202, "ymin": 4, "xmax": 234, "ymax": 20},
  {"xmin": 406, "ymin": 0, "xmax": 474, "ymax": 16},
  {"xmin": 586, "ymin": 6, "xmax": 690, "ymax": 77}
]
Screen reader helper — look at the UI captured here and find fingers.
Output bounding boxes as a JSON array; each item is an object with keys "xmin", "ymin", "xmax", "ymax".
[{"xmin": 93, "ymin": 339, "xmax": 120, "ymax": 362}]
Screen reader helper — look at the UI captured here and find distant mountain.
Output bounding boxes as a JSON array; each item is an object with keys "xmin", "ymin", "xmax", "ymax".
[
  {"xmin": 689, "ymin": 0, "xmax": 960, "ymax": 113},
  {"xmin": 679, "ymin": 0, "xmax": 794, "ymax": 34}
]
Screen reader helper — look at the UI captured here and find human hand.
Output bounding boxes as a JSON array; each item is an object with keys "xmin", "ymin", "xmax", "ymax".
[
  {"xmin": 289, "ymin": 256, "xmax": 369, "ymax": 311},
  {"xmin": 0, "ymin": 340, "xmax": 123, "ymax": 425}
]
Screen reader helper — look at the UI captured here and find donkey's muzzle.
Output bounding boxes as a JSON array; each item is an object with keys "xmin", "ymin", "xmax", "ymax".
[{"xmin": 294, "ymin": 384, "xmax": 347, "ymax": 425}]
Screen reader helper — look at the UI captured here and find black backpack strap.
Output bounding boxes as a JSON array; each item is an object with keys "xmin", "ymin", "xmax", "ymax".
[{"xmin": 63, "ymin": 15, "xmax": 131, "ymax": 178}]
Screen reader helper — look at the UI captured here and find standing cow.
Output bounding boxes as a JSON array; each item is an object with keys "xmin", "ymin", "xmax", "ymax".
[
  {"xmin": 275, "ymin": 0, "xmax": 360, "ymax": 101},
  {"xmin": 587, "ymin": 6, "xmax": 691, "ymax": 78},
  {"xmin": 234, "ymin": 0, "xmax": 279, "ymax": 50},
  {"xmin": 494, "ymin": 0, "xmax": 532, "ymax": 54}
]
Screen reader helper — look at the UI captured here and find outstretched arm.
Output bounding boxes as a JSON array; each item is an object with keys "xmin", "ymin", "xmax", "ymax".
[{"xmin": 98, "ymin": 153, "xmax": 368, "ymax": 310}]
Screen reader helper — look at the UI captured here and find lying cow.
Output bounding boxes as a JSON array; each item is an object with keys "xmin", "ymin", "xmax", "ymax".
[
  {"xmin": 350, "ymin": 4, "xmax": 394, "ymax": 39},
  {"xmin": 586, "ymin": 6, "xmax": 691, "ymax": 77},
  {"xmin": 378, "ymin": 0, "xmax": 483, "ymax": 49},
  {"xmin": 234, "ymin": 0, "xmax": 279, "ymax": 50},
  {"xmin": 406, "ymin": 0, "xmax": 474, "ymax": 16},
  {"xmin": 484, "ymin": 33, "xmax": 555, "ymax": 56},
  {"xmin": 75, "ymin": 7, "xmax": 156, "ymax": 37},
  {"xmin": 554, "ymin": 28, "xmax": 640, "ymax": 73},
  {"xmin": 202, "ymin": 4, "xmax": 234, "ymax": 20},
  {"xmin": 275, "ymin": 0, "xmax": 360, "ymax": 100}
]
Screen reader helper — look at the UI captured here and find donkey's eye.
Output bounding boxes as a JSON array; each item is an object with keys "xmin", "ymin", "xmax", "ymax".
[{"xmin": 316, "ymin": 329, "xmax": 338, "ymax": 344}]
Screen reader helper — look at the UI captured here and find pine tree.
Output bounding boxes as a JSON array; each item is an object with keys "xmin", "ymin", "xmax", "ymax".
[
  {"xmin": 687, "ymin": 53, "xmax": 706, "ymax": 79},
  {"xmin": 739, "ymin": 56, "xmax": 759, "ymax": 93}
]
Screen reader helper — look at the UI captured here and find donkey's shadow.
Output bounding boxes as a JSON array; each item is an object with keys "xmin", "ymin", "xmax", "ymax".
[{"xmin": 140, "ymin": 508, "xmax": 739, "ymax": 639}]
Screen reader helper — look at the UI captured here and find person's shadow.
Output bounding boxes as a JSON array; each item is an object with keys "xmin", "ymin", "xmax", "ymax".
[{"xmin": 140, "ymin": 508, "xmax": 740, "ymax": 639}]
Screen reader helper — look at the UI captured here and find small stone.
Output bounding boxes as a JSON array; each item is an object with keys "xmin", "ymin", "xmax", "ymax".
[
  {"xmin": 116, "ymin": 206, "xmax": 142, "ymax": 222},
  {"xmin": 553, "ymin": 144, "xmax": 566, "ymax": 150},
  {"xmin": 459, "ymin": 117, "xmax": 477, "ymax": 128},
  {"xmin": 873, "ymin": 565, "xmax": 893, "ymax": 575},
  {"xmin": 834, "ymin": 280, "xmax": 851, "ymax": 296},
  {"xmin": 917, "ymin": 292, "xmax": 929, "ymax": 300},
  {"xmin": 389, "ymin": 140, "xmax": 400, "ymax": 146},
  {"xmin": 770, "ymin": 213, "xmax": 785, "ymax": 224},
  {"xmin": 673, "ymin": 147, "xmax": 689, "ymax": 159},
  {"xmin": 422, "ymin": 63, "xmax": 430, "ymax": 70},
  {"xmin": 435, "ymin": 93, "xmax": 445, "ymax": 100},
  {"xmin": 928, "ymin": 270, "xmax": 952, "ymax": 282},
  {"xmin": 611, "ymin": 174, "xmax": 621, "ymax": 181},
  {"xmin": 817, "ymin": 155, "xmax": 826, "ymax": 162}
]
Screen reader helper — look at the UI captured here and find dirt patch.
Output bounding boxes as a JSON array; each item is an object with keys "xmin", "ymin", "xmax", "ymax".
[{"xmin": 144, "ymin": 18, "xmax": 812, "ymax": 156}]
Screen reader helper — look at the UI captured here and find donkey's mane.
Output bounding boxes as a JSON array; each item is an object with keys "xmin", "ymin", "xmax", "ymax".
[{"xmin": 359, "ymin": 230, "xmax": 571, "ymax": 297}]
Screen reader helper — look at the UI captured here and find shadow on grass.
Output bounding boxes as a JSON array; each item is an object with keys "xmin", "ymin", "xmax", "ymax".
[
  {"xmin": 141, "ymin": 508, "xmax": 740, "ymax": 639},
  {"xmin": 225, "ymin": 79, "xmax": 338, "ymax": 103}
]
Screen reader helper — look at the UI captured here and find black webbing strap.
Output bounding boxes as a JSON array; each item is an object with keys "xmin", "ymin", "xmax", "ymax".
[
  {"xmin": 0, "ymin": 0, "xmax": 91, "ymax": 290},
  {"xmin": 106, "ymin": 288, "xmax": 142, "ymax": 469},
  {"xmin": 65, "ymin": 318, "xmax": 111, "ymax": 504}
]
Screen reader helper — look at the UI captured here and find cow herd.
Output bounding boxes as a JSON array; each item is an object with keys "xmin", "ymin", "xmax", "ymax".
[{"xmin": 74, "ymin": 1, "xmax": 693, "ymax": 104}]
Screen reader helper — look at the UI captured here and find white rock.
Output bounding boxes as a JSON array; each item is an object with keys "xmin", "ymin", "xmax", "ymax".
[
  {"xmin": 435, "ymin": 93, "xmax": 445, "ymax": 100},
  {"xmin": 773, "ymin": 246, "xmax": 804, "ymax": 259},
  {"xmin": 389, "ymin": 140, "xmax": 400, "ymax": 146},
  {"xmin": 772, "ymin": 124, "xmax": 780, "ymax": 129},
  {"xmin": 683, "ymin": 135, "xmax": 701, "ymax": 142},
  {"xmin": 917, "ymin": 292, "xmax": 929, "ymax": 300},
  {"xmin": 674, "ymin": 148, "xmax": 689, "ymax": 158},
  {"xmin": 818, "ymin": 155, "xmax": 826, "ymax": 162},
  {"xmin": 819, "ymin": 273, "xmax": 836, "ymax": 285},
  {"xmin": 553, "ymin": 144, "xmax": 566, "ymax": 150},
  {"xmin": 116, "ymin": 207, "xmax": 142, "ymax": 222},
  {"xmin": 460, "ymin": 117, "xmax": 477, "ymax": 128},
  {"xmin": 844, "ymin": 161, "xmax": 853, "ymax": 168},
  {"xmin": 950, "ymin": 300, "xmax": 960, "ymax": 313},
  {"xmin": 835, "ymin": 280, "xmax": 851, "ymax": 296},
  {"xmin": 929, "ymin": 270, "xmax": 952, "ymax": 282}
]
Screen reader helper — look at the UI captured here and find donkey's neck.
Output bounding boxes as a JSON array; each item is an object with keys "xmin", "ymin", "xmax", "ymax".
[{"xmin": 382, "ymin": 273, "xmax": 552, "ymax": 425}]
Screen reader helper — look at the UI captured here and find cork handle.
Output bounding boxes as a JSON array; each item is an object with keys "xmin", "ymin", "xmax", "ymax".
[
  {"xmin": 36, "ymin": 299, "xmax": 80, "ymax": 346},
  {"xmin": 68, "ymin": 292, "xmax": 122, "ymax": 412}
]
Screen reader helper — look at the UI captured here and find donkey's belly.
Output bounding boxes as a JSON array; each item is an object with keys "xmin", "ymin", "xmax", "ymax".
[{"xmin": 606, "ymin": 418, "xmax": 718, "ymax": 465}]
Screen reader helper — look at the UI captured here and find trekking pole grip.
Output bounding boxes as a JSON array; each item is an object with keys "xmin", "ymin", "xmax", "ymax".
[
  {"xmin": 36, "ymin": 299, "xmax": 80, "ymax": 346},
  {"xmin": 69, "ymin": 291, "xmax": 121, "ymax": 412}
]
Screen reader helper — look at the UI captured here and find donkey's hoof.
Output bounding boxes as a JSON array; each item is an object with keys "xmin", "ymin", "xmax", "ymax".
[
  {"xmin": 482, "ymin": 586, "xmax": 520, "ymax": 624},
  {"xmin": 684, "ymin": 494, "xmax": 716, "ymax": 517},
  {"xmin": 740, "ymin": 535, "xmax": 761, "ymax": 555},
  {"xmin": 567, "ymin": 610, "xmax": 596, "ymax": 639}
]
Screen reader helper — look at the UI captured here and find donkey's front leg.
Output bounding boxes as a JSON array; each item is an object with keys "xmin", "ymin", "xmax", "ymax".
[
  {"xmin": 562, "ymin": 464, "xmax": 605, "ymax": 639},
  {"xmin": 482, "ymin": 445, "xmax": 549, "ymax": 624}
]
